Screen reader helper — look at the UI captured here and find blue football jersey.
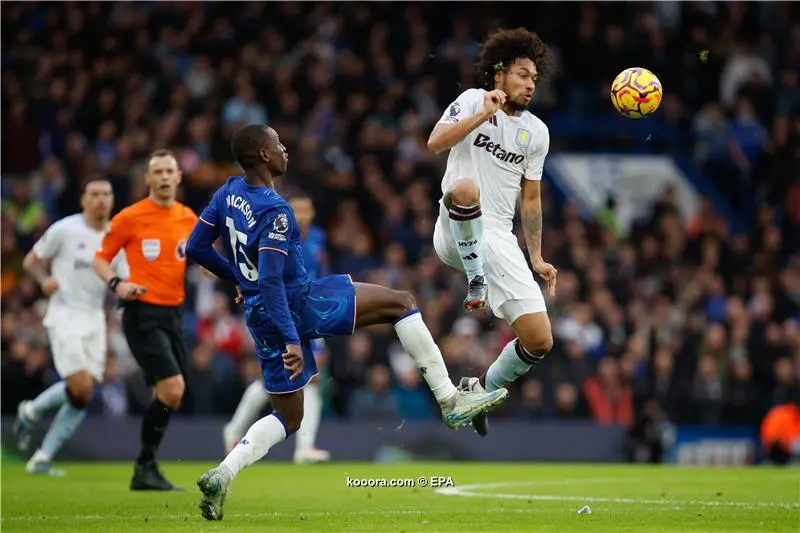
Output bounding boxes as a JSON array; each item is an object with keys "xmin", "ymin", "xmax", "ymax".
[
  {"xmin": 190, "ymin": 175, "xmax": 356, "ymax": 390},
  {"xmin": 199, "ymin": 176, "xmax": 309, "ymax": 298},
  {"xmin": 198, "ymin": 176, "xmax": 311, "ymax": 345}
]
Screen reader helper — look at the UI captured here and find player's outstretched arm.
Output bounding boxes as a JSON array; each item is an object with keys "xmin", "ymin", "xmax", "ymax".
[
  {"xmin": 520, "ymin": 179, "xmax": 557, "ymax": 296},
  {"xmin": 186, "ymin": 220, "xmax": 234, "ymax": 282},
  {"xmin": 427, "ymin": 89, "xmax": 506, "ymax": 154}
]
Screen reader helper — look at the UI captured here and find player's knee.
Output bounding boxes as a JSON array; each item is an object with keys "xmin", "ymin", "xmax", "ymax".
[
  {"xmin": 448, "ymin": 178, "xmax": 480, "ymax": 207},
  {"xmin": 276, "ymin": 407, "xmax": 303, "ymax": 434},
  {"xmin": 285, "ymin": 413, "xmax": 303, "ymax": 434},
  {"xmin": 162, "ymin": 388, "xmax": 184, "ymax": 409},
  {"xmin": 395, "ymin": 290, "xmax": 418, "ymax": 318},
  {"xmin": 514, "ymin": 313, "xmax": 554, "ymax": 356},
  {"xmin": 66, "ymin": 372, "xmax": 94, "ymax": 408},
  {"xmin": 518, "ymin": 331, "xmax": 553, "ymax": 356},
  {"xmin": 156, "ymin": 377, "xmax": 185, "ymax": 409},
  {"xmin": 271, "ymin": 391, "xmax": 304, "ymax": 435}
]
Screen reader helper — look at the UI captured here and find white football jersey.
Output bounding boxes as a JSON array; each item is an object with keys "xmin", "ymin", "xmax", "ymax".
[
  {"xmin": 32, "ymin": 214, "xmax": 128, "ymax": 327},
  {"xmin": 438, "ymin": 88, "xmax": 550, "ymax": 232}
]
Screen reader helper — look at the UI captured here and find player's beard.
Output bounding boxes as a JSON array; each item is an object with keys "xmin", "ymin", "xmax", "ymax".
[{"xmin": 507, "ymin": 96, "xmax": 529, "ymax": 112}]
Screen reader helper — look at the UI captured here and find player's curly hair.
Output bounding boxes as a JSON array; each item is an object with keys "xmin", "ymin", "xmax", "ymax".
[{"xmin": 476, "ymin": 28, "xmax": 551, "ymax": 90}]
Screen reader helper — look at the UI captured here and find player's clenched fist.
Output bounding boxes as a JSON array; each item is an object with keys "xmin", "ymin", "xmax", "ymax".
[
  {"xmin": 283, "ymin": 344, "xmax": 304, "ymax": 380},
  {"xmin": 482, "ymin": 89, "xmax": 506, "ymax": 116}
]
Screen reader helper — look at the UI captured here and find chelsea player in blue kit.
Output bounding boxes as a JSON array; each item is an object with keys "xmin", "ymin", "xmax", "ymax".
[
  {"xmin": 222, "ymin": 194, "xmax": 332, "ymax": 463},
  {"xmin": 186, "ymin": 125, "xmax": 508, "ymax": 521}
]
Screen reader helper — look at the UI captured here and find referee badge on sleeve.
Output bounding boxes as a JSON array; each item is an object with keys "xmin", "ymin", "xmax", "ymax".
[
  {"xmin": 176, "ymin": 239, "xmax": 187, "ymax": 261},
  {"xmin": 142, "ymin": 239, "xmax": 161, "ymax": 261}
]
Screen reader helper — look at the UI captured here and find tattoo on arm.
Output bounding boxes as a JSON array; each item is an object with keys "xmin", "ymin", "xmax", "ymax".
[{"xmin": 521, "ymin": 198, "xmax": 543, "ymax": 263}]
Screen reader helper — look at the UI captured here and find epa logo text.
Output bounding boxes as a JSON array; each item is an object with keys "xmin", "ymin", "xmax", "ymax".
[{"xmin": 430, "ymin": 476, "xmax": 455, "ymax": 488}]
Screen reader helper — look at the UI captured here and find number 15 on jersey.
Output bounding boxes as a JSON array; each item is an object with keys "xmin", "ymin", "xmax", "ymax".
[{"xmin": 225, "ymin": 216, "xmax": 258, "ymax": 281}]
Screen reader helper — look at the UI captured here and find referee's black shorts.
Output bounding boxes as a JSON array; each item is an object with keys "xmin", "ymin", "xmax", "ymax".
[{"xmin": 121, "ymin": 300, "xmax": 189, "ymax": 386}]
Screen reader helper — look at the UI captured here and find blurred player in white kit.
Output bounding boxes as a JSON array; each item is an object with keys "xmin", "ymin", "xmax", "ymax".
[
  {"xmin": 14, "ymin": 176, "xmax": 128, "ymax": 475},
  {"xmin": 427, "ymin": 28, "xmax": 557, "ymax": 436}
]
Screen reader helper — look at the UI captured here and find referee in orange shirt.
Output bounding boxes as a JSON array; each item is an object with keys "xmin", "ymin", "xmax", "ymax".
[{"xmin": 93, "ymin": 149, "xmax": 198, "ymax": 491}]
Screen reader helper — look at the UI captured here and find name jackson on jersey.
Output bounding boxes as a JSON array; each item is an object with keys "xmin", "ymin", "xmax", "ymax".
[
  {"xmin": 227, "ymin": 194, "xmax": 256, "ymax": 229},
  {"xmin": 473, "ymin": 133, "xmax": 525, "ymax": 165}
]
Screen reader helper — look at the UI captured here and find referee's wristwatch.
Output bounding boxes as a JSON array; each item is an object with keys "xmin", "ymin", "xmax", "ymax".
[{"xmin": 108, "ymin": 276, "xmax": 122, "ymax": 293}]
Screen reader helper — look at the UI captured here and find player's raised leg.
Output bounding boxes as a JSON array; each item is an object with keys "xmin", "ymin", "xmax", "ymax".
[
  {"xmin": 444, "ymin": 178, "xmax": 488, "ymax": 311},
  {"xmin": 222, "ymin": 379, "xmax": 269, "ymax": 453},
  {"xmin": 485, "ymin": 312, "xmax": 552, "ymax": 390},
  {"xmin": 352, "ymin": 281, "xmax": 508, "ymax": 429},
  {"xmin": 461, "ymin": 305, "xmax": 553, "ymax": 436}
]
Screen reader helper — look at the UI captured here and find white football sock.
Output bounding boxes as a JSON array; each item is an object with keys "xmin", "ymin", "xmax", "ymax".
[
  {"xmin": 296, "ymin": 382, "xmax": 322, "ymax": 453},
  {"xmin": 39, "ymin": 403, "xmax": 87, "ymax": 459},
  {"xmin": 28, "ymin": 381, "xmax": 68, "ymax": 418},
  {"xmin": 485, "ymin": 338, "xmax": 545, "ymax": 391},
  {"xmin": 221, "ymin": 414, "xmax": 287, "ymax": 478},
  {"xmin": 393, "ymin": 311, "xmax": 457, "ymax": 403},
  {"xmin": 448, "ymin": 203, "xmax": 485, "ymax": 280},
  {"xmin": 226, "ymin": 380, "xmax": 270, "ymax": 441}
]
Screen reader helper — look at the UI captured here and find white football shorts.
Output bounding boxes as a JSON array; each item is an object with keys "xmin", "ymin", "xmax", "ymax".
[
  {"xmin": 46, "ymin": 319, "xmax": 107, "ymax": 383},
  {"xmin": 433, "ymin": 203, "xmax": 547, "ymax": 324}
]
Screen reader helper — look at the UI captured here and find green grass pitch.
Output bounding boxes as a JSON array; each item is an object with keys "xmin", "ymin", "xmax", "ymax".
[{"xmin": 2, "ymin": 462, "xmax": 798, "ymax": 532}]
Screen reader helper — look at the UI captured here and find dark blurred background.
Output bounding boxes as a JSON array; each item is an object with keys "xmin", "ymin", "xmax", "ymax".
[{"xmin": 2, "ymin": 2, "xmax": 799, "ymax": 462}]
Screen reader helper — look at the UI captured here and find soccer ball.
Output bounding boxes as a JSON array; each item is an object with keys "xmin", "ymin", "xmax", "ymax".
[{"xmin": 610, "ymin": 67, "xmax": 663, "ymax": 118}]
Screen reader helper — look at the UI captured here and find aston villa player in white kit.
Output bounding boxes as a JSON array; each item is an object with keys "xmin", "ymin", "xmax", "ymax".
[
  {"xmin": 14, "ymin": 176, "xmax": 128, "ymax": 475},
  {"xmin": 428, "ymin": 28, "xmax": 557, "ymax": 436}
]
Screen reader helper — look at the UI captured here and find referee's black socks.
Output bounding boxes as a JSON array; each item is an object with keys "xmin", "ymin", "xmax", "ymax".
[{"xmin": 137, "ymin": 398, "xmax": 173, "ymax": 464}]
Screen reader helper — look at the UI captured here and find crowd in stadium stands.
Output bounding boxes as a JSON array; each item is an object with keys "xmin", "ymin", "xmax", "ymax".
[{"xmin": 2, "ymin": 3, "xmax": 799, "ymax": 447}]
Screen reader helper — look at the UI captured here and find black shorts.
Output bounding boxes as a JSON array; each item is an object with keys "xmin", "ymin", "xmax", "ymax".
[{"xmin": 122, "ymin": 301, "xmax": 188, "ymax": 386}]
